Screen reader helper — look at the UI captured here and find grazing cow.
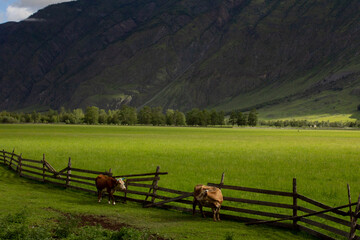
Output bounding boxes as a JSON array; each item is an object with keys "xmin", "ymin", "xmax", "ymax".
[
  {"xmin": 193, "ymin": 184, "xmax": 223, "ymax": 221},
  {"xmin": 95, "ymin": 174, "xmax": 126, "ymax": 205}
]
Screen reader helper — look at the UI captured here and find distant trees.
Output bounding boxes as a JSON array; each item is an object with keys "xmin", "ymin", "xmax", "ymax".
[
  {"xmin": 210, "ymin": 110, "xmax": 225, "ymax": 125},
  {"xmin": 137, "ymin": 106, "xmax": 186, "ymax": 126},
  {"xmin": 247, "ymin": 109, "xmax": 258, "ymax": 126},
  {"xmin": 119, "ymin": 105, "xmax": 137, "ymax": 125},
  {"xmin": 166, "ymin": 109, "xmax": 186, "ymax": 126},
  {"xmin": 258, "ymin": 119, "xmax": 360, "ymax": 128},
  {"xmin": 229, "ymin": 111, "xmax": 237, "ymax": 126},
  {"xmin": 228, "ymin": 109, "xmax": 258, "ymax": 126},
  {"xmin": 185, "ymin": 108, "xmax": 224, "ymax": 126},
  {"xmin": 0, "ymin": 105, "xmax": 223, "ymax": 127},
  {"xmin": 236, "ymin": 112, "xmax": 248, "ymax": 126},
  {"xmin": 2, "ymin": 106, "xmax": 360, "ymax": 128},
  {"xmin": 137, "ymin": 106, "xmax": 165, "ymax": 125},
  {"xmin": 151, "ymin": 107, "xmax": 166, "ymax": 126},
  {"xmin": 72, "ymin": 109, "xmax": 85, "ymax": 124},
  {"xmin": 138, "ymin": 106, "xmax": 152, "ymax": 125},
  {"xmin": 84, "ymin": 106, "xmax": 99, "ymax": 124}
]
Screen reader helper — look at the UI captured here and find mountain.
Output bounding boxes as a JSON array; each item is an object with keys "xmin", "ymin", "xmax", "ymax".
[{"xmin": 1, "ymin": 0, "xmax": 360, "ymax": 119}]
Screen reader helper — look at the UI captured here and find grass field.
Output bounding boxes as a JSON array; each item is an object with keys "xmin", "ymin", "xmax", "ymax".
[
  {"xmin": 1, "ymin": 124, "xmax": 360, "ymax": 239},
  {"xmin": 264, "ymin": 114, "xmax": 356, "ymax": 122}
]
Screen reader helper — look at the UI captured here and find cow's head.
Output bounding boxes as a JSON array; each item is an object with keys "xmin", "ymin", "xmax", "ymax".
[{"xmin": 115, "ymin": 178, "xmax": 126, "ymax": 191}]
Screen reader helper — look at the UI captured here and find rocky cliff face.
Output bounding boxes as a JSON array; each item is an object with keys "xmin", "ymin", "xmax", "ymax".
[{"xmin": 1, "ymin": 0, "xmax": 360, "ymax": 115}]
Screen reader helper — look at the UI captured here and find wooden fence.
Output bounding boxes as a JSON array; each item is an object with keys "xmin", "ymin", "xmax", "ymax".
[{"xmin": 1, "ymin": 148, "xmax": 359, "ymax": 240}]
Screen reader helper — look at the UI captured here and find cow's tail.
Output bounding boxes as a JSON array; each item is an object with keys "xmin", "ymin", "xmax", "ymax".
[{"xmin": 214, "ymin": 201, "xmax": 221, "ymax": 209}]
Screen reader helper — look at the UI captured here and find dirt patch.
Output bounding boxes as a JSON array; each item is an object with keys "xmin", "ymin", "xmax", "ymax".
[
  {"xmin": 44, "ymin": 207, "xmax": 168, "ymax": 240},
  {"xmin": 78, "ymin": 214, "xmax": 130, "ymax": 231}
]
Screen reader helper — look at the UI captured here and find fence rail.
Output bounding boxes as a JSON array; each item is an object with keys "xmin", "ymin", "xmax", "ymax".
[{"xmin": 1, "ymin": 148, "xmax": 359, "ymax": 240}]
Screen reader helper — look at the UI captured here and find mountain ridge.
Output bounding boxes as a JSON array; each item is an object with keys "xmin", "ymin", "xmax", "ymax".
[{"xmin": 1, "ymin": 0, "xmax": 360, "ymax": 119}]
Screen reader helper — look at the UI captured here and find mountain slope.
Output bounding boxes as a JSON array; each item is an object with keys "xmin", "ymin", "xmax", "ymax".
[{"xmin": 1, "ymin": 0, "xmax": 360, "ymax": 118}]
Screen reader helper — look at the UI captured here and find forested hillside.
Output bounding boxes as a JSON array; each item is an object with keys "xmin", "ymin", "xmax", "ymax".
[{"xmin": 1, "ymin": 0, "xmax": 360, "ymax": 119}]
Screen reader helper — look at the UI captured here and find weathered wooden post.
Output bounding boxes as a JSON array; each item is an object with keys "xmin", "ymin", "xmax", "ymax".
[
  {"xmin": 124, "ymin": 179, "xmax": 129, "ymax": 204},
  {"xmin": 293, "ymin": 178, "xmax": 298, "ymax": 230},
  {"xmin": 349, "ymin": 194, "xmax": 360, "ymax": 240},
  {"xmin": 42, "ymin": 154, "xmax": 46, "ymax": 182},
  {"xmin": 150, "ymin": 166, "xmax": 161, "ymax": 204},
  {"xmin": 348, "ymin": 184, "xmax": 353, "ymax": 223},
  {"xmin": 9, "ymin": 148, "xmax": 15, "ymax": 168},
  {"xmin": 66, "ymin": 157, "xmax": 71, "ymax": 187},
  {"xmin": 219, "ymin": 172, "xmax": 225, "ymax": 189},
  {"xmin": 18, "ymin": 153, "xmax": 22, "ymax": 176},
  {"xmin": 145, "ymin": 166, "xmax": 160, "ymax": 203},
  {"xmin": 2, "ymin": 149, "xmax": 5, "ymax": 165},
  {"xmin": 108, "ymin": 168, "xmax": 113, "ymax": 177}
]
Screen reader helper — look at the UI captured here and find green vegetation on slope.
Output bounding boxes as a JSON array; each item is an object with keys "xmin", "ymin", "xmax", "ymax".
[{"xmin": 2, "ymin": 0, "xmax": 360, "ymax": 120}]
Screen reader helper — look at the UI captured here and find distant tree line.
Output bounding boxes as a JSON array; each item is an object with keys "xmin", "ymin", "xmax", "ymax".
[
  {"xmin": 0, "ymin": 106, "xmax": 225, "ymax": 127},
  {"xmin": 259, "ymin": 119, "xmax": 360, "ymax": 128},
  {"xmin": 3, "ymin": 106, "xmax": 357, "ymax": 128},
  {"xmin": 228, "ymin": 109, "xmax": 258, "ymax": 126}
]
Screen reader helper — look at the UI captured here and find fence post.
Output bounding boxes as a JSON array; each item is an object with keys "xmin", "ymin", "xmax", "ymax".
[
  {"xmin": 124, "ymin": 179, "xmax": 129, "ymax": 204},
  {"xmin": 42, "ymin": 154, "xmax": 46, "ymax": 182},
  {"xmin": 144, "ymin": 166, "xmax": 160, "ymax": 203},
  {"xmin": 348, "ymin": 184, "xmax": 353, "ymax": 223},
  {"xmin": 108, "ymin": 168, "xmax": 113, "ymax": 177},
  {"xmin": 9, "ymin": 148, "xmax": 15, "ymax": 168},
  {"xmin": 219, "ymin": 172, "xmax": 225, "ymax": 189},
  {"xmin": 293, "ymin": 178, "xmax": 298, "ymax": 230},
  {"xmin": 349, "ymin": 194, "xmax": 360, "ymax": 240},
  {"xmin": 18, "ymin": 154, "xmax": 22, "ymax": 176},
  {"xmin": 2, "ymin": 149, "xmax": 5, "ymax": 165},
  {"xmin": 66, "ymin": 157, "xmax": 71, "ymax": 187},
  {"xmin": 149, "ymin": 166, "xmax": 161, "ymax": 204}
]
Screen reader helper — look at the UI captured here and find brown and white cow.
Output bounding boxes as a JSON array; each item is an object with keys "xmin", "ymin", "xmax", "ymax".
[
  {"xmin": 193, "ymin": 184, "xmax": 223, "ymax": 221},
  {"xmin": 95, "ymin": 174, "xmax": 126, "ymax": 205}
]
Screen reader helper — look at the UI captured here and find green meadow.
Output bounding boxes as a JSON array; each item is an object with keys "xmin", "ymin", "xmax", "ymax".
[{"xmin": 1, "ymin": 124, "xmax": 360, "ymax": 239}]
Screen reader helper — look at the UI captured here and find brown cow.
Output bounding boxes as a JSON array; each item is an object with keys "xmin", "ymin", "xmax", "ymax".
[
  {"xmin": 193, "ymin": 184, "xmax": 223, "ymax": 221},
  {"xmin": 95, "ymin": 174, "xmax": 126, "ymax": 205}
]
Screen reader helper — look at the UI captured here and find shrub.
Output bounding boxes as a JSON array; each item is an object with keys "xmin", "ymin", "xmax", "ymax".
[
  {"xmin": 66, "ymin": 225, "xmax": 110, "ymax": 240},
  {"xmin": 1, "ymin": 116, "xmax": 19, "ymax": 123},
  {"xmin": 225, "ymin": 232, "xmax": 235, "ymax": 240},
  {"xmin": 111, "ymin": 227, "xmax": 149, "ymax": 240},
  {"xmin": 53, "ymin": 215, "xmax": 79, "ymax": 238},
  {"xmin": 0, "ymin": 210, "xmax": 51, "ymax": 240}
]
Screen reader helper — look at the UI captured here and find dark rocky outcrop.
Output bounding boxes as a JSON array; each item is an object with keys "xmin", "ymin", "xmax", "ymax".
[{"xmin": 1, "ymin": 0, "xmax": 360, "ymax": 114}]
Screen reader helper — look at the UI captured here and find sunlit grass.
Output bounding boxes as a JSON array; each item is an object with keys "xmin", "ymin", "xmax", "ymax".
[
  {"xmin": 1, "ymin": 124, "xmax": 359, "ymax": 204},
  {"xmin": 1, "ymin": 124, "xmax": 359, "ymax": 239},
  {"xmin": 269, "ymin": 114, "xmax": 355, "ymax": 122}
]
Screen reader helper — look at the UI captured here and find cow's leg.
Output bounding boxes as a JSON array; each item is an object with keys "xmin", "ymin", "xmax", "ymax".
[
  {"xmin": 212, "ymin": 208, "xmax": 217, "ymax": 221},
  {"xmin": 217, "ymin": 207, "xmax": 221, "ymax": 221},
  {"xmin": 108, "ymin": 189, "xmax": 116, "ymax": 205},
  {"xmin": 112, "ymin": 189, "xmax": 116, "ymax": 205},
  {"xmin": 192, "ymin": 199, "xmax": 197, "ymax": 215},
  {"xmin": 107, "ymin": 188, "xmax": 111, "ymax": 204},
  {"xmin": 111, "ymin": 193, "xmax": 116, "ymax": 205},
  {"xmin": 97, "ymin": 190, "xmax": 102, "ymax": 203},
  {"xmin": 199, "ymin": 205, "xmax": 206, "ymax": 218}
]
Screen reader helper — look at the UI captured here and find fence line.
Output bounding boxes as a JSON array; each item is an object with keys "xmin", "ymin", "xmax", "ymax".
[{"xmin": 0, "ymin": 148, "xmax": 359, "ymax": 240}]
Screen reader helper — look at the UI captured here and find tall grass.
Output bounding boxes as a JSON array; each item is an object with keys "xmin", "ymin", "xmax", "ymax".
[{"xmin": 1, "ymin": 124, "xmax": 359, "ymax": 206}]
